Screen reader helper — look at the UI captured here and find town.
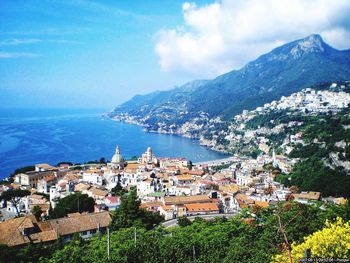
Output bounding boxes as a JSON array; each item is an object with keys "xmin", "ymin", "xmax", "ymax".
[
  {"xmin": 0, "ymin": 83, "xmax": 349, "ymax": 249},
  {"xmin": 0, "ymin": 141, "xmax": 346, "ymax": 247}
]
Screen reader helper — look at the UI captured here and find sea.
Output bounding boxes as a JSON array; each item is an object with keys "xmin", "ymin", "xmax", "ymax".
[{"xmin": 0, "ymin": 108, "xmax": 228, "ymax": 180}]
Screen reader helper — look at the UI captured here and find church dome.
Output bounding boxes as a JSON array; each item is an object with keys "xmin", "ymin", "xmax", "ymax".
[{"xmin": 111, "ymin": 146, "xmax": 125, "ymax": 163}]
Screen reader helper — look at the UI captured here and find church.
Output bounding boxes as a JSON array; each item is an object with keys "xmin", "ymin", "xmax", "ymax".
[
  {"xmin": 108, "ymin": 146, "xmax": 126, "ymax": 169},
  {"xmin": 141, "ymin": 147, "xmax": 158, "ymax": 165}
]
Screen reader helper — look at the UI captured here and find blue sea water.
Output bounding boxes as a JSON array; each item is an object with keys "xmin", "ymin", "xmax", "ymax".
[{"xmin": 0, "ymin": 108, "xmax": 228, "ymax": 180}]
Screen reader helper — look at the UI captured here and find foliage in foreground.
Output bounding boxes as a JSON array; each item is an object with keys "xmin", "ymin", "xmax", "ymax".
[
  {"xmin": 272, "ymin": 217, "xmax": 350, "ymax": 262},
  {"xmin": 1, "ymin": 197, "xmax": 349, "ymax": 263},
  {"xmin": 44, "ymin": 201, "xmax": 350, "ymax": 263}
]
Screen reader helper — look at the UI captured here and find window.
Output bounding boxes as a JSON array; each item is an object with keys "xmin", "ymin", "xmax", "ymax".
[
  {"xmin": 82, "ymin": 231, "xmax": 88, "ymax": 236},
  {"xmin": 90, "ymin": 229, "xmax": 96, "ymax": 234}
]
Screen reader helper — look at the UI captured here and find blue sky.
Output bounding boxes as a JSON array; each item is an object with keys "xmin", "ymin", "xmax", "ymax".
[{"xmin": 1, "ymin": 0, "xmax": 350, "ymax": 109}]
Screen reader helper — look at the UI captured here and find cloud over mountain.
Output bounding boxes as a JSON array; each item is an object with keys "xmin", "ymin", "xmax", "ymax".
[{"xmin": 155, "ymin": 0, "xmax": 350, "ymax": 78}]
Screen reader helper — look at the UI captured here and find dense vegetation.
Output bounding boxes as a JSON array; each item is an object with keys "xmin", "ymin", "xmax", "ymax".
[
  {"xmin": 276, "ymin": 108, "xmax": 350, "ymax": 197},
  {"xmin": 1, "ymin": 191, "xmax": 349, "ymax": 263}
]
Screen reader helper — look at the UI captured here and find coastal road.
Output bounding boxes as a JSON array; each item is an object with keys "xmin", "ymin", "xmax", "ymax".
[{"xmin": 162, "ymin": 213, "xmax": 237, "ymax": 228}]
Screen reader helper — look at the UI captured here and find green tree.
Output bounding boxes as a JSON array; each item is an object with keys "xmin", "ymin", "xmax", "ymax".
[
  {"xmin": 48, "ymin": 239, "xmax": 85, "ymax": 263},
  {"xmin": 0, "ymin": 189, "xmax": 30, "ymax": 216},
  {"xmin": 111, "ymin": 181, "xmax": 127, "ymax": 196},
  {"xmin": 177, "ymin": 216, "xmax": 192, "ymax": 227},
  {"xmin": 51, "ymin": 193, "xmax": 95, "ymax": 219},
  {"xmin": 110, "ymin": 187, "xmax": 163, "ymax": 230}
]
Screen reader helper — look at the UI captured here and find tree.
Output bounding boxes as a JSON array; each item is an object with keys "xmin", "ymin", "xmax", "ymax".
[
  {"xmin": 12, "ymin": 166, "xmax": 35, "ymax": 175},
  {"xmin": 111, "ymin": 181, "xmax": 127, "ymax": 196},
  {"xmin": 110, "ymin": 187, "xmax": 163, "ymax": 230},
  {"xmin": 188, "ymin": 160, "xmax": 193, "ymax": 170},
  {"xmin": 48, "ymin": 239, "xmax": 85, "ymax": 263},
  {"xmin": 32, "ymin": 205, "xmax": 43, "ymax": 221},
  {"xmin": 272, "ymin": 217, "xmax": 350, "ymax": 262},
  {"xmin": 0, "ymin": 189, "xmax": 30, "ymax": 216},
  {"xmin": 51, "ymin": 193, "xmax": 95, "ymax": 219},
  {"xmin": 178, "ymin": 216, "xmax": 192, "ymax": 227}
]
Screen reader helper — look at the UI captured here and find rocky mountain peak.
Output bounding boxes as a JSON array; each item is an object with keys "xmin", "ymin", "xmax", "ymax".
[{"xmin": 290, "ymin": 34, "xmax": 327, "ymax": 58}]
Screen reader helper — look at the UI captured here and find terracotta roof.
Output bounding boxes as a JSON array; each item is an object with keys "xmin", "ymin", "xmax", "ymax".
[
  {"xmin": 188, "ymin": 170, "xmax": 205, "ymax": 176},
  {"xmin": 84, "ymin": 169, "xmax": 103, "ymax": 175},
  {"xmin": 42, "ymin": 174, "xmax": 56, "ymax": 182},
  {"xmin": 179, "ymin": 168, "xmax": 190, "ymax": 173},
  {"xmin": 0, "ymin": 211, "xmax": 111, "ymax": 247},
  {"xmin": 164, "ymin": 195, "xmax": 210, "ymax": 205},
  {"xmin": 176, "ymin": 174, "xmax": 193, "ymax": 181},
  {"xmin": 0, "ymin": 216, "xmax": 55, "ymax": 247},
  {"xmin": 74, "ymin": 183, "xmax": 91, "ymax": 192},
  {"xmin": 43, "ymin": 211, "xmax": 111, "ymax": 236},
  {"xmin": 125, "ymin": 163, "xmax": 139, "ymax": 170},
  {"xmin": 219, "ymin": 184, "xmax": 239, "ymax": 194},
  {"xmin": 185, "ymin": 202, "xmax": 219, "ymax": 212},
  {"xmin": 67, "ymin": 212, "xmax": 82, "ymax": 218},
  {"xmin": 235, "ymin": 193, "xmax": 248, "ymax": 201},
  {"xmin": 293, "ymin": 191, "xmax": 321, "ymax": 201},
  {"xmin": 30, "ymin": 194, "xmax": 46, "ymax": 200},
  {"xmin": 140, "ymin": 202, "xmax": 162, "ymax": 208},
  {"xmin": 254, "ymin": 201, "xmax": 269, "ymax": 208},
  {"xmin": 35, "ymin": 164, "xmax": 57, "ymax": 170},
  {"xmin": 160, "ymin": 205, "xmax": 173, "ymax": 211},
  {"xmin": 89, "ymin": 187, "xmax": 108, "ymax": 197},
  {"xmin": 105, "ymin": 196, "xmax": 119, "ymax": 204}
]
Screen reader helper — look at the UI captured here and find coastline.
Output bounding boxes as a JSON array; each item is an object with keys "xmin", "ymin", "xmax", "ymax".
[
  {"xmin": 110, "ymin": 116, "xmax": 231, "ymax": 155},
  {"xmin": 1, "ymin": 113, "xmax": 229, "ymax": 180}
]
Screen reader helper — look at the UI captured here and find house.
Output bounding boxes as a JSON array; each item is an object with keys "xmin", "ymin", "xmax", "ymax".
[
  {"xmin": 185, "ymin": 203, "xmax": 219, "ymax": 216},
  {"xmin": 37, "ymin": 174, "xmax": 57, "ymax": 194},
  {"xmin": 82, "ymin": 170, "xmax": 104, "ymax": 186},
  {"xmin": 159, "ymin": 205, "xmax": 174, "ymax": 220},
  {"xmin": 173, "ymin": 174, "xmax": 193, "ymax": 185},
  {"xmin": 104, "ymin": 195, "xmax": 120, "ymax": 211},
  {"xmin": 0, "ymin": 215, "xmax": 57, "ymax": 247},
  {"xmin": 163, "ymin": 195, "xmax": 211, "ymax": 205},
  {"xmin": 74, "ymin": 182, "xmax": 91, "ymax": 192},
  {"xmin": 86, "ymin": 187, "xmax": 109, "ymax": 201},
  {"xmin": 0, "ymin": 211, "xmax": 111, "ymax": 247},
  {"xmin": 143, "ymin": 192, "xmax": 166, "ymax": 202},
  {"xmin": 35, "ymin": 163, "xmax": 58, "ymax": 172},
  {"xmin": 159, "ymin": 157, "xmax": 188, "ymax": 169},
  {"xmin": 140, "ymin": 201, "xmax": 162, "ymax": 213},
  {"xmin": 293, "ymin": 191, "xmax": 321, "ymax": 204}
]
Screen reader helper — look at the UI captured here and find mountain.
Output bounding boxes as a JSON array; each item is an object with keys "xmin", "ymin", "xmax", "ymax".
[{"xmin": 109, "ymin": 34, "xmax": 350, "ymax": 128}]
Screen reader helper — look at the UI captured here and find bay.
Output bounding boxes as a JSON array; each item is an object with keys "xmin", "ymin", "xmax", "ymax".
[{"xmin": 0, "ymin": 108, "xmax": 228, "ymax": 180}]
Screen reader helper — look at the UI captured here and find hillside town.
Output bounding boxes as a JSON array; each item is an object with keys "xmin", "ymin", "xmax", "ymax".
[
  {"xmin": 0, "ymin": 83, "xmax": 349, "ymax": 249},
  {"xmin": 0, "ymin": 139, "xmax": 347, "ymax": 248},
  {"xmin": 199, "ymin": 82, "xmax": 350, "ymax": 155}
]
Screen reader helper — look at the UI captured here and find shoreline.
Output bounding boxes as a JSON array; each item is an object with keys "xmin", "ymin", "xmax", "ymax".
[
  {"xmin": 109, "ymin": 117, "xmax": 231, "ymax": 154},
  {"xmin": 0, "ymin": 116, "xmax": 230, "ymax": 181}
]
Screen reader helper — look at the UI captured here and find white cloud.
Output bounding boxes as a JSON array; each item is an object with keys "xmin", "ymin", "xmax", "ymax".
[
  {"xmin": 0, "ymin": 52, "xmax": 40, "ymax": 58},
  {"xmin": 0, "ymin": 38, "xmax": 82, "ymax": 45},
  {"xmin": 155, "ymin": 0, "xmax": 350, "ymax": 78},
  {"xmin": 0, "ymin": 38, "xmax": 42, "ymax": 45}
]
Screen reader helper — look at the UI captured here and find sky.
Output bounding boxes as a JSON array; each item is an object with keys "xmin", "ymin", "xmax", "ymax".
[{"xmin": 1, "ymin": 0, "xmax": 350, "ymax": 110}]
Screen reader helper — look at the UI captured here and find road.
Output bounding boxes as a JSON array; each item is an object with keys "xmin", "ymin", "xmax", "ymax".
[{"xmin": 162, "ymin": 213, "xmax": 237, "ymax": 228}]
